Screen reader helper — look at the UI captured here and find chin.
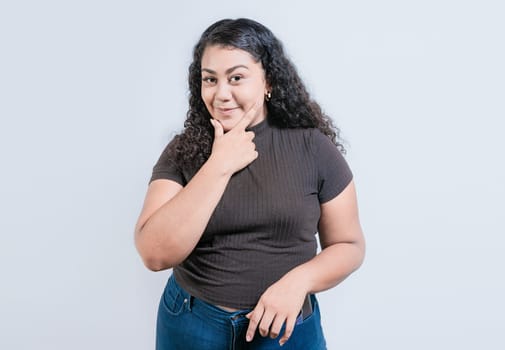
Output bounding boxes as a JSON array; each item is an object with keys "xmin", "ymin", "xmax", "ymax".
[
  {"xmin": 214, "ymin": 115, "xmax": 242, "ymax": 132},
  {"xmin": 220, "ymin": 119, "xmax": 239, "ymax": 132}
]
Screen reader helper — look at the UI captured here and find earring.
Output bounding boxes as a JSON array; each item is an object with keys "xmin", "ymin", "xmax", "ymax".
[{"xmin": 265, "ymin": 91, "xmax": 272, "ymax": 101}]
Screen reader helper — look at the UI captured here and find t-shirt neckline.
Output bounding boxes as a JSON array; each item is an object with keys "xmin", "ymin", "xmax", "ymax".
[{"xmin": 246, "ymin": 116, "xmax": 269, "ymax": 135}]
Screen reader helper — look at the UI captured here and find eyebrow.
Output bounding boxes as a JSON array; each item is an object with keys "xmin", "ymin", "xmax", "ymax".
[{"xmin": 201, "ymin": 65, "xmax": 249, "ymax": 75}]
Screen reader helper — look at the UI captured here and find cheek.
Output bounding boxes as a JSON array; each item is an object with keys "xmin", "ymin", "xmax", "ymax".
[{"xmin": 235, "ymin": 85, "xmax": 263, "ymax": 106}]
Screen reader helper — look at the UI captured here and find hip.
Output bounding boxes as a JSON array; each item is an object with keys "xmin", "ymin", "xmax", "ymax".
[{"xmin": 156, "ymin": 274, "xmax": 327, "ymax": 350}]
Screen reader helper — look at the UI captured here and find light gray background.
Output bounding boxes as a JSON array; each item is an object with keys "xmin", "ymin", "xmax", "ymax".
[{"xmin": 1, "ymin": 0, "xmax": 504, "ymax": 349}]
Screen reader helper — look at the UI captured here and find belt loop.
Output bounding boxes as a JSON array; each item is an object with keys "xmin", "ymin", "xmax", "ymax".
[{"xmin": 185, "ymin": 294, "xmax": 193, "ymax": 311}]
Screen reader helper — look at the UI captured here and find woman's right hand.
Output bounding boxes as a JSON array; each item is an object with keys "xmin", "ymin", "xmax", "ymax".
[{"xmin": 209, "ymin": 103, "xmax": 261, "ymax": 176}]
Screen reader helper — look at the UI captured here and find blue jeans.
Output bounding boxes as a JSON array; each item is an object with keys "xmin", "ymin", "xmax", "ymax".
[{"xmin": 156, "ymin": 275, "xmax": 327, "ymax": 350}]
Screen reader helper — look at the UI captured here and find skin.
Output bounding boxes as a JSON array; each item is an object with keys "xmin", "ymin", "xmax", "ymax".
[
  {"xmin": 201, "ymin": 45, "xmax": 270, "ymax": 132},
  {"xmin": 134, "ymin": 45, "xmax": 365, "ymax": 347}
]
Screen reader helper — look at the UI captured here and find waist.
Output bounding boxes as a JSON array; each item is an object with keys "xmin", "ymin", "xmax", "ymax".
[
  {"xmin": 174, "ymin": 251, "xmax": 315, "ymax": 309},
  {"xmin": 167, "ymin": 274, "xmax": 314, "ymax": 324},
  {"xmin": 216, "ymin": 295, "xmax": 312, "ymax": 317}
]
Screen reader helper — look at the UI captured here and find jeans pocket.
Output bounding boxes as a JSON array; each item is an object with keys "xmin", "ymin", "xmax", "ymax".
[
  {"xmin": 297, "ymin": 295, "xmax": 319, "ymax": 326},
  {"xmin": 295, "ymin": 309, "xmax": 316, "ymax": 327},
  {"xmin": 161, "ymin": 284, "xmax": 188, "ymax": 316}
]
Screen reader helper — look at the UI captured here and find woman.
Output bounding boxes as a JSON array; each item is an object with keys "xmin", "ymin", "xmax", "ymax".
[{"xmin": 135, "ymin": 18, "xmax": 365, "ymax": 349}]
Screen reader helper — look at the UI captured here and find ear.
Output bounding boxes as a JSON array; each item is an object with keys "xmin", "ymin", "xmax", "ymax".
[
  {"xmin": 264, "ymin": 82, "xmax": 272, "ymax": 95},
  {"xmin": 263, "ymin": 72, "xmax": 272, "ymax": 92}
]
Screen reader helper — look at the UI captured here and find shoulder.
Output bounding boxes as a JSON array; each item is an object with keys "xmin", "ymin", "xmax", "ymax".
[
  {"xmin": 278, "ymin": 126, "xmax": 330, "ymax": 140},
  {"xmin": 273, "ymin": 126, "xmax": 323, "ymax": 140},
  {"xmin": 278, "ymin": 127, "xmax": 337, "ymax": 154},
  {"xmin": 270, "ymin": 126, "xmax": 339, "ymax": 156},
  {"xmin": 150, "ymin": 135, "xmax": 187, "ymax": 185},
  {"xmin": 153, "ymin": 137, "xmax": 179, "ymax": 170}
]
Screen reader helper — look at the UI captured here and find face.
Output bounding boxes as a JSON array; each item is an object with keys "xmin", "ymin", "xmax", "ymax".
[{"xmin": 201, "ymin": 45, "xmax": 270, "ymax": 132}]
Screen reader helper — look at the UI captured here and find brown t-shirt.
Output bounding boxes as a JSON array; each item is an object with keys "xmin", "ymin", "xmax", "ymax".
[{"xmin": 150, "ymin": 118, "xmax": 353, "ymax": 309}]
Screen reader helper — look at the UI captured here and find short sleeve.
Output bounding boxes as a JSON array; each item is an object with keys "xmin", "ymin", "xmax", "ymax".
[
  {"xmin": 149, "ymin": 141, "xmax": 186, "ymax": 186},
  {"xmin": 313, "ymin": 130, "xmax": 353, "ymax": 203}
]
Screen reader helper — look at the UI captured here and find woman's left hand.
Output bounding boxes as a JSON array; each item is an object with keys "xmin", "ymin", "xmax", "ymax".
[{"xmin": 245, "ymin": 270, "xmax": 309, "ymax": 346}]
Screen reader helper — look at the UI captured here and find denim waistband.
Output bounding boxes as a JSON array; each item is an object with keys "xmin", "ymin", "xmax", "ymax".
[
  {"xmin": 167, "ymin": 273, "xmax": 314, "ymax": 327},
  {"xmin": 167, "ymin": 274, "xmax": 252, "ymax": 327}
]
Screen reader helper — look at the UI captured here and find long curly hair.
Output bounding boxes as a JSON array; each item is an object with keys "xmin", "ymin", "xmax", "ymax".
[{"xmin": 169, "ymin": 18, "xmax": 346, "ymax": 173}]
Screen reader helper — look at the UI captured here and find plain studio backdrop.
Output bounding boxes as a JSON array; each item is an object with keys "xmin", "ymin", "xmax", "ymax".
[{"xmin": 1, "ymin": 1, "xmax": 503, "ymax": 349}]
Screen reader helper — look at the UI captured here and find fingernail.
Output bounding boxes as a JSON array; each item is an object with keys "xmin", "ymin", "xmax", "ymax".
[{"xmin": 246, "ymin": 334, "xmax": 252, "ymax": 342}]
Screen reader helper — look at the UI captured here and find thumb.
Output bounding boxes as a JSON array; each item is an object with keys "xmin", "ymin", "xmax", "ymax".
[{"xmin": 210, "ymin": 118, "xmax": 224, "ymax": 138}]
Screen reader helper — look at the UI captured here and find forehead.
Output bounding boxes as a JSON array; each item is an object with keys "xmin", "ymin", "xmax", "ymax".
[{"xmin": 201, "ymin": 45, "xmax": 262, "ymax": 71}]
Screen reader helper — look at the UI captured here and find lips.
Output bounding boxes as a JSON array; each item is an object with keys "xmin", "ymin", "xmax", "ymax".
[{"xmin": 215, "ymin": 106, "xmax": 239, "ymax": 115}]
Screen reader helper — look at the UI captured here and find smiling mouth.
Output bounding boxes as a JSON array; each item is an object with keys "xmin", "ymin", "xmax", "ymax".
[{"xmin": 216, "ymin": 107, "xmax": 239, "ymax": 114}]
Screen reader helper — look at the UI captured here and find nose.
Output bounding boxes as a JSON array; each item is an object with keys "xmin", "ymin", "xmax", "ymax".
[{"xmin": 215, "ymin": 81, "xmax": 231, "ymax": 102}]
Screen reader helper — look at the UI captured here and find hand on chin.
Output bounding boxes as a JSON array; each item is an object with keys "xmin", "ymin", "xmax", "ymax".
[{"xmin": 216, "ymin": 115, "xmax": 242, "ymax": 133}]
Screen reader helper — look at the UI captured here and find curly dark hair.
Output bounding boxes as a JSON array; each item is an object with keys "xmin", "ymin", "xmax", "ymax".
[{"xmin": 169, "ymin": 18, "xmax": 346, "ymax": 173}]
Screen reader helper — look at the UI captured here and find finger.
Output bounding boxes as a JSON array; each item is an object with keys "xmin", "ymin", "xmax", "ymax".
[
  {"xmin": 246, "ymin": 305, "xmax": 264, "ymax": 342},
  {"xmin": 279, "ymin": 315, "xmax": 297, "ymax": 347},
  {"xmin": 269, "ymin": 315, "xmax": 285, "ymax": 339},
  {"xmin": 232, "ymin": 101, "xmax": 261, "ymax": 132},
  {"xmin": 258, "ymin": 310, "xmax": 276, "ymax": 337},
  {"xmin": 210, "ymin": 118, "xmax": 224, "ymax": 138}
]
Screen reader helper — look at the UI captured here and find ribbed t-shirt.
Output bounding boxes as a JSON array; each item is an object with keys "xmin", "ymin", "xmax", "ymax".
[{"xmin": 149, "ymin": 118, "xmax": 353, "ymax": 309}]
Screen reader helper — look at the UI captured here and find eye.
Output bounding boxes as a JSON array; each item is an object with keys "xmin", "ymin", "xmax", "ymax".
[
  {"xmin": 202, "ymin": 77, "xmax": 216, "ymax": 84},
  {"xmin": 229, "ymin": 75, "xmax": 242, "ymax": 83}
]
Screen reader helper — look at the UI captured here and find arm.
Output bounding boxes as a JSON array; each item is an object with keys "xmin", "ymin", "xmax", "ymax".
[
  {"xmin": 134, "ymin": 164, "xmax": 232, "ymax": 271},
  {"xmin": 245, "ymin": 180, "xmax": 365, "ymax": 345},
  {"xmin": 290, "ymin": 179, "xmax": 366, "ymax": 292},
  {"xmin": 135, "ymin": 105, "xmax": 261, "ymax": 271}
]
